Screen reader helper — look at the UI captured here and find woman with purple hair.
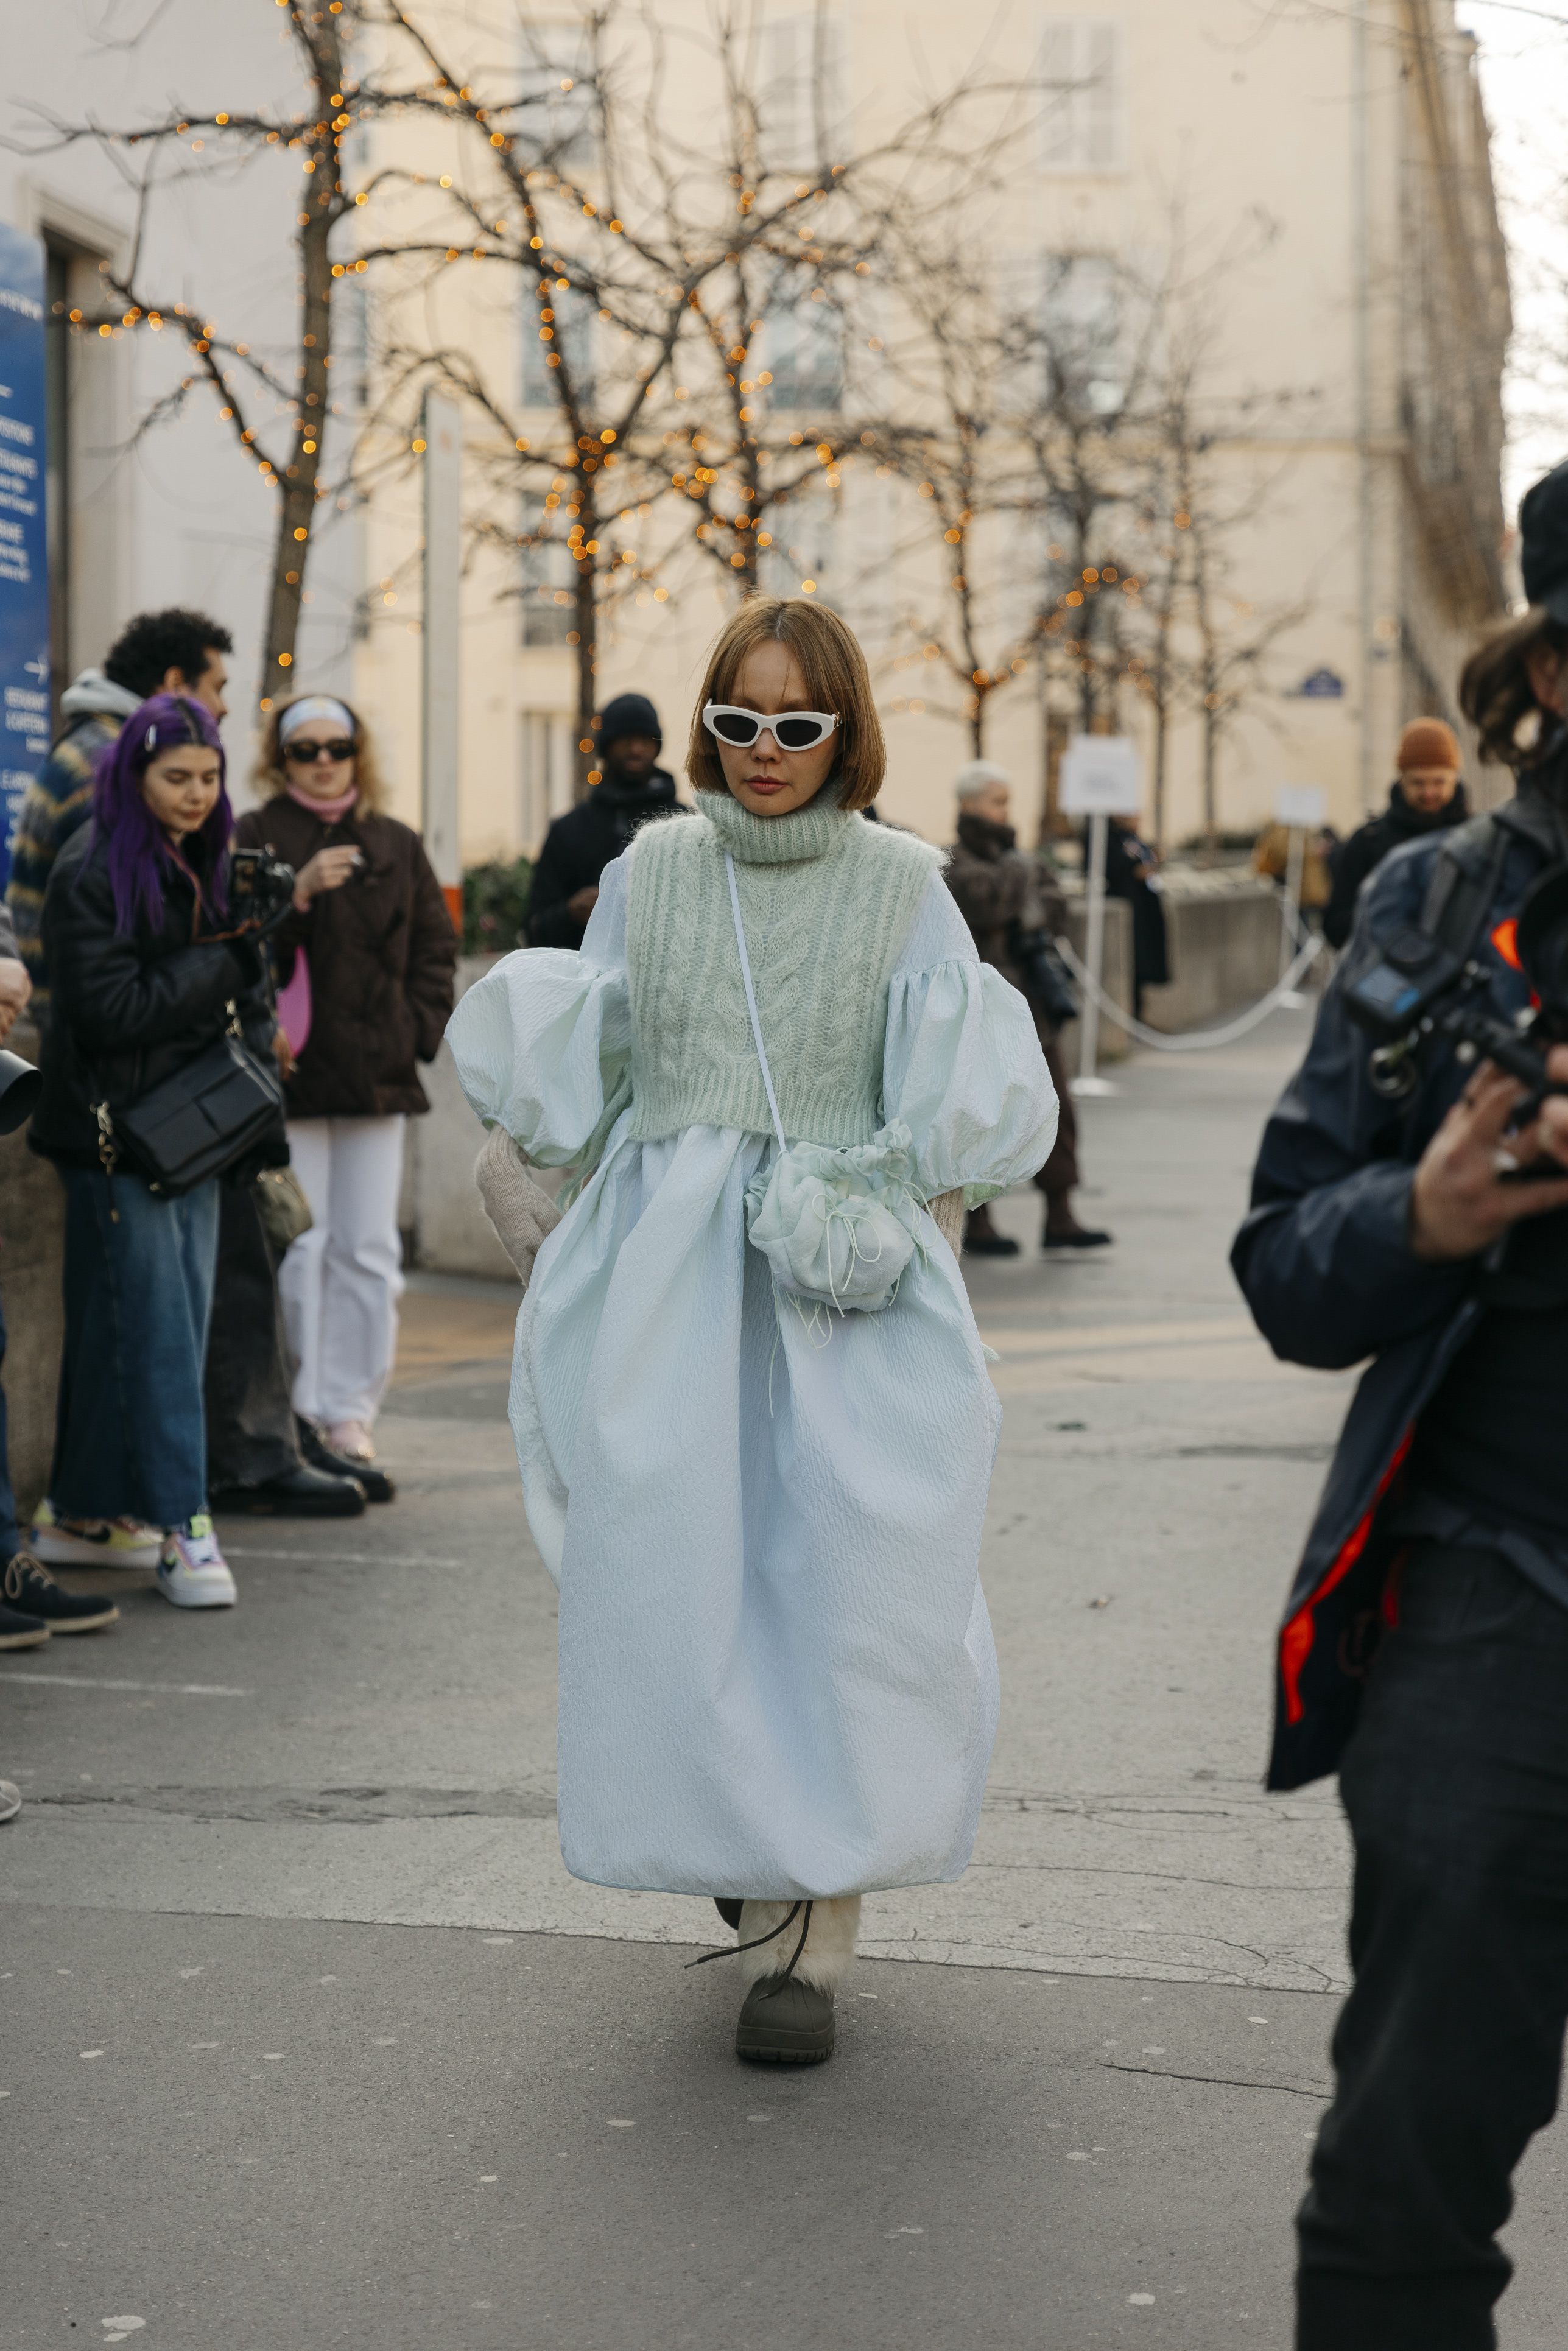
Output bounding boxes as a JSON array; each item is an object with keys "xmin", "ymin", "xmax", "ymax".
[{"xmin": 29, "ymin": 694, "xmax": 279, "ymax": 1608}]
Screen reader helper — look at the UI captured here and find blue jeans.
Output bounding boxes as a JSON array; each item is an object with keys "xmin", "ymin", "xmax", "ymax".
[
  {"xmin": 51, "ymin": 1167, "xmax": 219, "ymax": 1529},
  {"xmin": 0, "ymin": 1291, "xmax": 18, "ymax": 1563}
]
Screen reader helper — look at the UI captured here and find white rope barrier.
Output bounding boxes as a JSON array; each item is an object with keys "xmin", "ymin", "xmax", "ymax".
[{"xmin": 1054, "ymin": 923, "xmax": 1327, "ymax": 1053}]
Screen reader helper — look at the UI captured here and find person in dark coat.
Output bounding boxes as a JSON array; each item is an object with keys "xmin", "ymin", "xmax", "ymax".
[
  {"xmin": 235, "ymin": 694, "xmax": 456, "ymax": 1477},
  {"xmin": 5, "ymin": 609, "xmax": 362, "ymax": 1529},
  {"xmin": 523, "ymin": 692, "xmax": 681, "ymax": 947},
  {"xmin": 1322, "ymin": 717, "xmax": 1470, "ymax": 949},
  {"xmin": 944, "ymin": 762, "xmax": 1109, "ymax": 1254},
  {"xmin": 1102, "ymin": 814, "xmax": 1169, "ymax": 1018},
  {"xmin": 1230, "ymin": 457, "xmax": 1568, "ymax": 2351},
  {"xmin": 30, "ymin": 696, "xmax": 283, "ymax": 1609}
]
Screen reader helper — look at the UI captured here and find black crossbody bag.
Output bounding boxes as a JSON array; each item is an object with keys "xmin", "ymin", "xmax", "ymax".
[{"xmin": 94, "ymin": 1002, "xmax": 285, "ymax": 1197}]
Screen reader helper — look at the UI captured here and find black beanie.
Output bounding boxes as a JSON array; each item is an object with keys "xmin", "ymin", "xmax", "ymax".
[{"xmin": 597, "ymin": 691, "xmax": 661, "ymax": 751}]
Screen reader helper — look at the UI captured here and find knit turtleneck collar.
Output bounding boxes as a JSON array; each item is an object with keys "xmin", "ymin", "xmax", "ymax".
[{"xmin": 695, "ymin": 784, "xmax": 849, "ymax": 865}]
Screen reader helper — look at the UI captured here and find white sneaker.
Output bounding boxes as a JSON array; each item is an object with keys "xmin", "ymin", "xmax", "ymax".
[
  {"xmin": 30, "ymin": 1499, "xmax": 163, "ymax": 1569},
  {"xmin": 156, "ymin": 1516, "xmax": 237, "ymax": 1609},
  {"xmin": 325, "ymin": 1419, "xmax": 376, "ymax": 1463}
]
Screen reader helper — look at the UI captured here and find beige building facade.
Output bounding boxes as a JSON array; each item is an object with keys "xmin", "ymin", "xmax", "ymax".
[
  {"xmin": 348, "ymin": 0, "xmax": 1509, "ymax": 862},
  {"xmin": 3, "ymin": 2, "xmax": 1505, "ymax": 862}
]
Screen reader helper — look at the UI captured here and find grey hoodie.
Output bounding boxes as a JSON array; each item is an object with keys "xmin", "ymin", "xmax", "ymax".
[{"xmin": 58, "ymin": 667, "xmax": 142, "ymax": 726}]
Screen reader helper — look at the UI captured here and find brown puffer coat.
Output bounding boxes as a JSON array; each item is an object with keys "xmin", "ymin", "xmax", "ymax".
[{"xmin": 234, "ymin": 795, "xmax": 456, "ymax": 1120}]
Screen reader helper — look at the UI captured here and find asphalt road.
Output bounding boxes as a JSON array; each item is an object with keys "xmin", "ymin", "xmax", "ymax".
[{"xmin": 4, "ymin": 1002, "xmax": 1566, "ymax": 2349}]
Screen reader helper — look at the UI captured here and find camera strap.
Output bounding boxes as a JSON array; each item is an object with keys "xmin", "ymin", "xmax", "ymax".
[{"xmin": 1418, "ymin": 814, "xmax": 1513, "ymax": 965}]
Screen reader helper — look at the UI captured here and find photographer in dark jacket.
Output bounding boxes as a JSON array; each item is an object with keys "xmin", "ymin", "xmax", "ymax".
[
  {"xmin": 1232, "ymin": 459, "xmax": 1568, "ymax": 2351},
  {"xmin": 1322, "ymin": 717, "xmax": 1470, "ymax": 949},
  {"xmin": 523, "ymin": 693, "xmax": 681, "ymax": 948},
  {"xmin": 31, "ymin": 696, "xmax": 279, "ymax": 1610}
]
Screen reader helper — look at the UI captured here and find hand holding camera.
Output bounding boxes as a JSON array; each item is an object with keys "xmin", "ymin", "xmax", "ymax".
[{"xmin": 1411, "ymin": 1044, "xmax": 1568, "ymax": 1259}]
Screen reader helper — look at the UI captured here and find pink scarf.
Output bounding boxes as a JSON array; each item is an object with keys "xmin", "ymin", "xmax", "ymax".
[
  {"xmin": 286, "ymin": 781, "xmax": 357, "ymax": 823},
  {"xmin": 276, "ymin": 785, "xmax": 357, "ymax": 1055}
]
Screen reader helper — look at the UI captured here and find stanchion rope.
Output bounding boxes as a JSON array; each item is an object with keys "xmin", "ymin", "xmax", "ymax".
[{"xmin": 1053, "ymin": 924, "xmax": 1327, "ymax": 1053}]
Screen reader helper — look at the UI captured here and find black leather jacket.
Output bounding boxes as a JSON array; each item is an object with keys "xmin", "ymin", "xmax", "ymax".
[
  {"xmin": 30, "ymin": 821, "xmax": 275, "ymax": 1170},
  {"xmin": 1232, "ymin": 758, "xmax": 1568, "ymax": 1790}
]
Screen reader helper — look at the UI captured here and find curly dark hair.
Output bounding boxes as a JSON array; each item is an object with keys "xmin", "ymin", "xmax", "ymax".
[{"xmin": 103, "ymin": 607, "xmax": 233, "ymax": 701}]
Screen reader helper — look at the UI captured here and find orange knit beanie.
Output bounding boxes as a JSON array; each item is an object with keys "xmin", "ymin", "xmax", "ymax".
[{"xmin": 1396, "ymin": 717, "xmax": 1461, "ymax": 773}]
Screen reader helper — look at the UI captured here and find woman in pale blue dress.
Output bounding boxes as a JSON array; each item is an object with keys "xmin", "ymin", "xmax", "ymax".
[{"xmin": 448, "ymin": 598, "xmax": 1055, "ymax": 2064}]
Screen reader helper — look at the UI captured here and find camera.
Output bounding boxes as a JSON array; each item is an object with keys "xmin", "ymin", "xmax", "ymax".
[
  {"xmin": 1345, "ymin": 860, "xmax": 1568, "ymax": 1116},
  {"xmin": 228, "ymin": 845, "xmax": 298, "ymax": 933}
]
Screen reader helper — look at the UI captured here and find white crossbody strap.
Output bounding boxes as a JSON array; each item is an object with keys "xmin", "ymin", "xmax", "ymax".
[{"xmin": 725, "ymin": 851, "xmax": 789, "ymax": 1153}]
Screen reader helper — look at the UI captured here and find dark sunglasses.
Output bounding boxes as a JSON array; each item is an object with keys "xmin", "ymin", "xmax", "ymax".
[{"xmin": 286, "ymin": 738, "xmax": 356, "ymax": 764}]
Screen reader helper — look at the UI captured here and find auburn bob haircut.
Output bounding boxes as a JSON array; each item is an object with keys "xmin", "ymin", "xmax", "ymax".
[{"xmin": 687, "ymin": 596, "xmax": 887, "ymax": 811}]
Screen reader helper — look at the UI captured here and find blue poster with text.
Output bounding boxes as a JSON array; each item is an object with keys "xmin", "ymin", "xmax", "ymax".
[{"xmin": 0, "ymin": 225, "xmax": 47, "ymax": 895}]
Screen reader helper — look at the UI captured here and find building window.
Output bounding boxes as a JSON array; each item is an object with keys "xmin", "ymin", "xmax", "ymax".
[
  {"xmin": 1038, "ymin": 253, "xmax": 1123, "ymax": 413},
  {"xmin": 759, "ymin": 9, "xmax": 848, "ymax": 174},
  {"xmin": 522, "ymin": 283, "xmax": 595, "ymax": 409},
  {"xmin": 766, "ymin": 294, "xmax": 843, "ymax": 412},
  {"xmin": 518, "ymin": 19, "xmax": 597, "ymax": 168},
  {"xmin": 521, "ymin": 496, "xmax": 576, "ymax": 646},
  {"xmin": 1039, "ymin": 15, "xmax": 1127, "ymax": 174},
  {"xmin": 761, "ymin": 482, "xmax": 838, "ymax": 600},
  {"xmin": 521, "ymin": 709, "xmax": 572, "ymax": 847}
]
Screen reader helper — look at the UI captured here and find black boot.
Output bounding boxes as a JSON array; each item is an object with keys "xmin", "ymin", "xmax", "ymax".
[
  {"xmin": 209, "ymin": 1464, "xmax": 367, "ymax": 1517},
  {"xmin": 736, "ymin": 1974, "xmax": 835, "ymax": 2064},
  {"xmin": 963, "ymin": 1204, "xmax": 1019, "ymax": 1258},
  {"xmin": 297, "ymin": 1417, "xmax": 396, "ymax": 1505},
  {"xmin": 0, "ymin": 1598, "xmax": 48, "ymax": 1651}
]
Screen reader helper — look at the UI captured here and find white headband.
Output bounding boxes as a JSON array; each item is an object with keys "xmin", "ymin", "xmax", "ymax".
[{"xmin": 278, "ymin": 695, "xmax": 356, "ymax": 745}]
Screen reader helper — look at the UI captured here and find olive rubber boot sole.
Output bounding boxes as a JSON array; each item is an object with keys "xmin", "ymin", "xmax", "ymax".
[{"xmin": 736, "ymin": 1973, "xmax": 835, "ymax": 2065}]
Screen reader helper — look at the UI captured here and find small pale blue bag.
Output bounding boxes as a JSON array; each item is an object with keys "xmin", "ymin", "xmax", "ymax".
[{"xmin": 725, "ymin": 851, "xmax": 926, "ymax": 1315}]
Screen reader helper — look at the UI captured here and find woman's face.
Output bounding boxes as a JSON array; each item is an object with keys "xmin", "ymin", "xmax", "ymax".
[
  {"xmin": 283, "ymin": 721, "xmax": 358, "ymax": 799},
  {"xmin": 715, "ymin": 642, "xmax": 838, "ymax": 819},
  {"xmin": 141, "ymin": 744, "xmax": 222, "ymax": 840}
]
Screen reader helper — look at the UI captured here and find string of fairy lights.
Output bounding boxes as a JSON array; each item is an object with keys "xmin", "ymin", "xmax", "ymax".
[{"xmin": 51, "ymin": 7, "xmax": 1206, "ymax": 743}]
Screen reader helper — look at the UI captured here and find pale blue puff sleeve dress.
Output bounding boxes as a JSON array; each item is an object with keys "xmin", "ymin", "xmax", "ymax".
[{"xmin": 448, "ymin": 828, "xmax": 1056, "ymax": 1902}]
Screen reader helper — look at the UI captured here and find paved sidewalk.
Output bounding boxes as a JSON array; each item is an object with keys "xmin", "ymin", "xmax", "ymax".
[{"xmin": 4, "ymin": 1005, "xmax": 1565, "ymax": 2349}]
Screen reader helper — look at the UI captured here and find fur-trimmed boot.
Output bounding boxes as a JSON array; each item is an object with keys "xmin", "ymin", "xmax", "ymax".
[{"xmin": 733, "ymin": 1896, "xmax": 861, "ymax": 2065}]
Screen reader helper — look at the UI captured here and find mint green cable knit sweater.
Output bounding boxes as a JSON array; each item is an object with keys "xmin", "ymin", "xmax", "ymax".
[{"xmin": 624, "ymin": 788, "xmax": 941, "ymax": 1148}]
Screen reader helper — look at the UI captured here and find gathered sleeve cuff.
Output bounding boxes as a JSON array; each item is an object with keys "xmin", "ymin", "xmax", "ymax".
[
  {"xmin": 446, "ymin": 908, "xmax": 632, "ymax": 1170},
  {"xmin": 884, "ymin": 953, "xmax": 1059, "ymax": 1207}
]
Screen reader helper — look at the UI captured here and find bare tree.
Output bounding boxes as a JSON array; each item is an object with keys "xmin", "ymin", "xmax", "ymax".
[
  {"xmin": 369, "ymin": 0, "xmax": 1024, "ymax": 788},
  {"xmin": 7, "ymin": 1, "xmax": 523, "ymax": 706}
]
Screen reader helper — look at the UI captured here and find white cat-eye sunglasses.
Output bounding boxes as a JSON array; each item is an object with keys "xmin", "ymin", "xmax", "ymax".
[{"xmin": 701, "ymin": 701, "xmax": 840, "ymax": 753}]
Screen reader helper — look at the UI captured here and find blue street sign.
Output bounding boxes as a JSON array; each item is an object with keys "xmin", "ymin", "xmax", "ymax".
[
  {"xmin": 1296, "ymin": 667, "xmax": 1345, "ymax": 700},
  {"xmin": 0, "ymin": 224, "xmax": 48, "ymax": 895}
]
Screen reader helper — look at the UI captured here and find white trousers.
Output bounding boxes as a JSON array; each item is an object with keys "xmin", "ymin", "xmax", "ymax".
[{"xmin": 279, "ymin": 1116, "xmax": 407, "ymax": 1427}]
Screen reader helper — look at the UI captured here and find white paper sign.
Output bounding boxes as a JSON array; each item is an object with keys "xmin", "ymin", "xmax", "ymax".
[
  {"xmin": 1274, "ymin": 782, "xmax": 1327, "ymax": 828},
  {"xmin": 1059, "ymin": 735, "xmax": 1144, "ymax": 816}
]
